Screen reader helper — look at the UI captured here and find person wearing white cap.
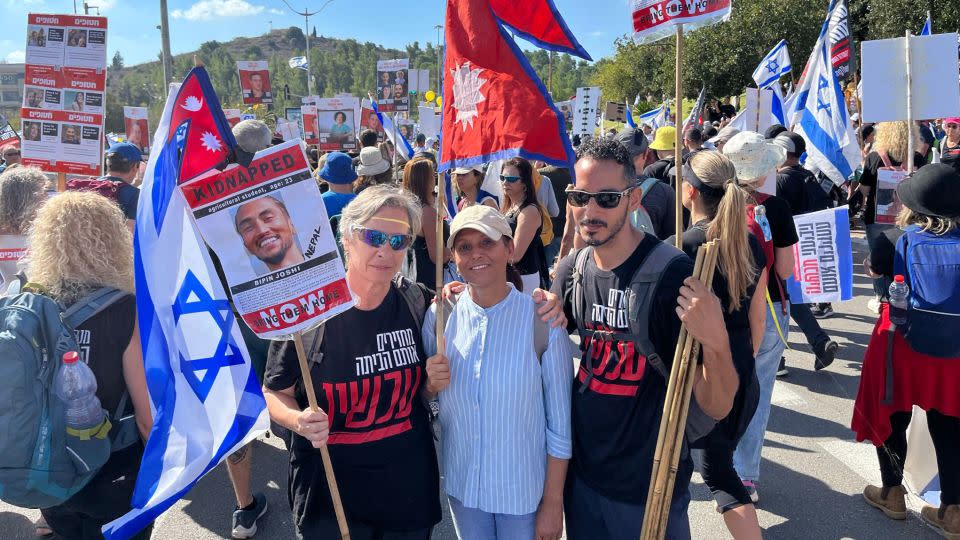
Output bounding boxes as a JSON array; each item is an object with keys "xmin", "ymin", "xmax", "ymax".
[
  {"xmin": 722, "ymin": 131, "xmax": 799, "ymax": 504},
  {"xmin": 452, "ymin": 164, "xmax": 498, "ymax": 210},
  {"xmin": 422, "ymin": 204, "xmax": 573, "ymax": 540}
]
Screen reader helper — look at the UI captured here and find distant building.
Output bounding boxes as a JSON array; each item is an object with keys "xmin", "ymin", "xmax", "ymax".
[{"xmin": 0, "ymin": 64, "xmax": 25, "ymax": 117}]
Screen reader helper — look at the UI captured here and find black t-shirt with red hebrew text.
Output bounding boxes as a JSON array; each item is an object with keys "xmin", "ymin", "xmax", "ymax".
[
  {"xmin": 551, "ymin": 234, "xmax": 697, "ymax": 504},
  {"xmin": 263, "ymin": 286, "xmax": 441, "ymax": 532}
]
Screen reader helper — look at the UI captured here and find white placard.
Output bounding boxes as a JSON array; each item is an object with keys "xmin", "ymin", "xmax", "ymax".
[
  {"xmin": 860, "ymin": 33, "xmax": 960, "ymax": 123},
  {"xmin": 573, "ymin": 86, "xmax": 600, "ymax": 137}
]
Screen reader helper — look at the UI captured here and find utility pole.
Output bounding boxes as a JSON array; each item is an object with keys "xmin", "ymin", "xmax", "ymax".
[
  {"xmin": 434, "ymin": 24, "xmax": 443, "ymax": 94},
  {"xmin": 159, "ymin": 0, "xmax": 174, "ymax": 85},
  {"xmin": 280, "ymin": 0, "xmax": 337, "ymax": 98}
]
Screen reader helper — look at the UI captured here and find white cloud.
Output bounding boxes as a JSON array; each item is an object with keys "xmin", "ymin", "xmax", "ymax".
[
  {"xmin": 268, "ymin": 8, "xmax": 283, "ymax": 15},
  {"xmin": 589, "ymin": 31, "xmax": 607, "ymax": 38},
  {"xmin": 171, "ymin": 0, "xmax": 266, "ymax": 21},
  {"xmin": 5, "ymin": 50, "xmax": 25, "ymax": 63}
]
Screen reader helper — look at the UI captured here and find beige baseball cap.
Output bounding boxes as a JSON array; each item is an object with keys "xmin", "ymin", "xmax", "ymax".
[
  {"xmin": 447, "ymin": 204, "xmax": 513, "ymax": 249},
  {"xmin": 452, "ymin": 164, "xmax": 484, "ymax": 175}
]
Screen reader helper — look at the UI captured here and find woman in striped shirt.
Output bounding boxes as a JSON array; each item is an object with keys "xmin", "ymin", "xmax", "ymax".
[{"xmin": 423, "ymin": 204, "xmax": 573, "ymax": 540}]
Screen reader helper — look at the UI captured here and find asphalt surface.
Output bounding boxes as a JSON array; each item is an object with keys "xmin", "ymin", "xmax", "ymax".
[{"xmin": 0, "ymin": 235, "xmax": 949, "ymax": 539}]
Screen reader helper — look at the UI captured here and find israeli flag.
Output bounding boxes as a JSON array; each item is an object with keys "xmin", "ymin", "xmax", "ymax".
[
  {"xmin": 753, "ymin": 40, "xmax": 792, "ymax": 90},
  {"xmin": 370, "ymin": 98, "xmax": 414, "ymax": 161},
  {"xmin": 920, "ymin": 13, "xmax": 932, "ymax": 36},
  {"xmin": 625, "ymin": 99, "xmax": 637, "ymax": 129},
  {"xmin": 771, "ymin": 84, "xmax": 787, "ymax": 126},
  {"xmin": 793, "ymin": 0, "xmax": 859, "ymax": 186},
  {"xmin": 639, "ymin": 102, "xmax": 669, "ymax": 130},
  {"xmin": 103, "ymin": 75, "xmax": 269, "ymax": 539},
  {"xmin": 288, "ymin": 56, "xmax": 308, "ymax": 71}
]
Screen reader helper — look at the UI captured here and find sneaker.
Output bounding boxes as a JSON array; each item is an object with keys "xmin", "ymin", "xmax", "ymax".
[
  {"xmin": 868, "ymin": 298, "xmax": 882, "ymax": 315},
  {"xmin": 863, "ymin": 484, "xmax": 906, "ymax": 520},
  {"xmin": 921, "ymin": 504, "xmax": 960, "ymax": 540},
  {"xmin": 776, "ymin": 357, "xmax": 789, "ymax": 377},
  {"xmin": 232, "ymin": 492, "xmax": 269, "ymax": 539},
  {"xmin": 815, "ymin": 340, "xmax": 838, "ymax": 371},
  {"xmin": 742, "ymin": 480, "xmax": 759, "ymax": 504},
  {"xmin": 813, "ymin": 304, "xmax": 834, "ymax": 319}
]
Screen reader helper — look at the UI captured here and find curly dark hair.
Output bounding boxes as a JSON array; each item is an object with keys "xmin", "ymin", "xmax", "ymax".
[
  {"xmin": 334, "ymin": 111, "xmax": 347, "ymax": 123},
  {"xmin": 575, "ymin": 136, "xmax": 636, "ymax": 187}
]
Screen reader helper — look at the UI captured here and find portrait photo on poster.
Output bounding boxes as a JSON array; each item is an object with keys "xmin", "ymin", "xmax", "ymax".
[
  {"xmin": 318, "ymin": 109, "xmax": 356, "ymax": 150},
  {"xmin": 230, "ymin": 191, "xmax": 308, "ymax": 278}
]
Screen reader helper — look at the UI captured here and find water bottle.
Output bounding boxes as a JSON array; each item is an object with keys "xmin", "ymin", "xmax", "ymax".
[
  {"xmin": 888, "ymin": 275, "xmax": 909, "ymax": 326},
  {"xmin": 53, "ymin": 351, "xmax": 105, "ymax": 430},
  {"xmin": 753, "ymin": 205, "xmax": 772, "ymax": 242}
]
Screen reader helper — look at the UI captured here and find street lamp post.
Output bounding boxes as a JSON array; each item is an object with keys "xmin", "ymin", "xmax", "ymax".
[
  {"xmin": 434, "ymin": 24, "xmax": 443, "ymax": 96},
  {"xmin": 280, "ymin": 0, "xmax": 337, "ymax": 97}
]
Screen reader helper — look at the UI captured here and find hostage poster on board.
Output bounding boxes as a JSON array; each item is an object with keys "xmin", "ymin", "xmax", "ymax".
[
  {"xmin": 237, "ymin": 60, "xmax": 273, "ymax": 105},
  {"xmin": 122, "ymin": 106, "xmax": 149, "ymax": 153},
  {"xmin": 179, "ymin": 140, "xmax": 354, "ymax": 338},
  {"xmin": 360, "ymin": 99, "xmax": 385, "ymax": 142},
  {"xmin": 315, "ymin": 97, "xmax": 360, "ymax": 152},
  {"xmin": 376, "ymin": 58, "xmax": 409, "ymax": 113}
]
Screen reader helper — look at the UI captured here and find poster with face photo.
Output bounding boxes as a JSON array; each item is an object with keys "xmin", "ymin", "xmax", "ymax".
[
  {"xmin": 63, "ymin": 16, "xmax": 107, "ymax": 70},
  {"xmin": 123, "ymin": 106, "xmax": 150, "ymax": 153},
  {"xmin": 238, "ymin": 60, "xmax": 273, "ymax": 105},
  {"xmin": 301, "ymin": 104, "xmax": 319, "ymax": 145},
  {"xmin": 359, "ymin": 99, "xmax": 385, "ymax": 142},
  {"xmin": 285, "ymin": 107, "xmax": 304, "ymax": 139},
  {"xmin": 22, "ymin": 65, "xmax": 62, "ymax": 110},
  {"xmin": 376, "ymin": 58, "xmax": 409, "ymax": 113},
  {"xmin": 62, "ymin": 67, "xmax": 104, "ymax": 115},
  {"xmin": 315, "ymin": 97, "xmax": 360, "ymax": 152},
  {"xmin": 179, "ymin": 140, "xmax": 354, "ymax": 338},
  {"xmin": 25, "ymin": 15, "xmax": 65, "ymax": 66}
]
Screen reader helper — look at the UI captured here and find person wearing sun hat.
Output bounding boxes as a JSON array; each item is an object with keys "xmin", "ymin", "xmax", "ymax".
[
  {"xmin": 642, "ymin": 125, "xmax": 679, "ymax": 182},
  {"xmin": 853, "ymin": 163, "xmax": 960, "ymax": 538},
  {"xmin": 317, "ymin": 151, "xmax": 358, "ymax": 217},
  {"xmin": 354, "ymin": 146, "xmax": 394, "ymax": 194},
  {"xmin": 723, "ymin": 131, "xmax": 800, "ymax": 504},
  {"xmin": 421, "ymin": 203, "xmax": 574, "ymax": 540}
]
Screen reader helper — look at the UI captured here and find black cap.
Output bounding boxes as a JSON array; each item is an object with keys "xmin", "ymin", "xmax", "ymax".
[
  {"xmin": 764, "ymin": 124, "xmax": 788, "ymax": 140},
  {"xmin": 896, "ymin": 164, "xmax": 960, "ymax": 219},
  {"xmin": 614, "ymin": 127, "xmax": 649, "ymax": 157}
]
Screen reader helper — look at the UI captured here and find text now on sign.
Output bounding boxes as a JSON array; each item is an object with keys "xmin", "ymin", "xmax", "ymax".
[{"xmin": 631, "ymin": 0, "xmax": 732, "ymax": 44}]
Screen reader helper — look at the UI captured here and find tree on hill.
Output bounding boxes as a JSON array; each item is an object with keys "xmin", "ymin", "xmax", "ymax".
[{"xmin": 111, "ymin": 51, "xmax": 124, "ymax": 71}]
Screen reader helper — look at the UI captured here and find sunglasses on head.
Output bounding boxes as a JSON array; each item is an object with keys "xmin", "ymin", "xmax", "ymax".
[
  {"xmin": 566, "ymin": 188, "xmax": 633, "ymax": 209},
  {"xmin": 499, "ymin": 174, "xmax": 521, "ymax": 183},
  {"xmin": 353, "ymin": 227, "xmax": 414, "ymax": 251}
]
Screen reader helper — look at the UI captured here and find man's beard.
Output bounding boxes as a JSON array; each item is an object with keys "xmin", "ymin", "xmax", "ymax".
[{"xmin": 579, "ymin": 210, "xmax": 629, "ymax": 247}]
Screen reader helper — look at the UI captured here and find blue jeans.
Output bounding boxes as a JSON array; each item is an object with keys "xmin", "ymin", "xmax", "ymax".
[
  {"xmin": 734, "ymin": 300, "xmax": 789, "ymax": 483},
  {"xmin": 448, "ymin": 496, "xmax": 536, "ymax": 540},
  {"xmin": 563, "ymin": 473, "xmax": 692, "ymax": 540}
]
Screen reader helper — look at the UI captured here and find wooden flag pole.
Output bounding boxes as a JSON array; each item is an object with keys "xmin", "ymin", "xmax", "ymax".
[
  {"xmin": 673, "ymin": 24, "xmax": 684, "ymax": 249},
  {"xmin": 57, "ymin": 171, "xmax": 66, "ymax": 192},
  {"xmin": 435, "ymin": 170, "xmax": 446, "ymax": 348},
  {"xmin": 291, "ymin": 332, "xmax": 351, "ymax": 540}
]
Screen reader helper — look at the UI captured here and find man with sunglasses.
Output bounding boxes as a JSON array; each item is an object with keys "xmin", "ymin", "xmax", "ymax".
[{"xmin": 552, "ymin": 137, "xmax": 738, "ymax": 539}]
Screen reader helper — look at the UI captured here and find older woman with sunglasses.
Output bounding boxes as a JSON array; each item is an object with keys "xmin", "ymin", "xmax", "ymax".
[{"xmin": 263, "ymin": 185, "xmax": 442, "ymax": 539}]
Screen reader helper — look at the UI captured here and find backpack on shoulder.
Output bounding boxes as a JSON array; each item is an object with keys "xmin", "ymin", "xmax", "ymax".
[
  {"xmin": 630, "ymin": 177, "xmax": 661, "ymax": 237},
  {"xmin": 568, "ymin": 241, "xmax": 686, "ymax": 388},
  {"xmin": 745, "ymin": 192, "xmax": 787, "ymax": 312},
  {"xmin": 893, "ymin": 226, "xmax": 960, "ymax": 358},
  {"xmin": 0, "ymin": 282, "xmax": 137, "ymax": 508}
]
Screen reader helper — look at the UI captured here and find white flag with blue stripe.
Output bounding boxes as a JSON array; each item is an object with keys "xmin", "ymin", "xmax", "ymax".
[
  {"xmin": 792, "ymin": 0, "xmax": 859, "ymax": 185},
  {"xmin": 639, "ymin": 102, "xmax": 669, "ymax": 130},
  {"xmin": 920, "ymin": 13, "xmax": 932, "ymax": 36},
  {"xmin": 625, "ymin": 99, "xmax": 637, "ymax": 128},
  {"xmin": 753, "ymin": 40, "xmax": 792, "ymax": 90},
  {"xmin": 370, "ymin": 97, "xmax": 414, "ymax": 161},
  {"xmin": 102, "ymin": 69, "xmax": 269, "ymax": 539},
  {"xmin": 288, "ymin": 56, "xmax": 308, "ymax": 71}
]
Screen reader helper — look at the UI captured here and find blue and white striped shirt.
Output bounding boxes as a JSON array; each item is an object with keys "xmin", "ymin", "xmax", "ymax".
[{"xmin": 423, "ymin": 285, "xmax": 573, "ymax": 515}]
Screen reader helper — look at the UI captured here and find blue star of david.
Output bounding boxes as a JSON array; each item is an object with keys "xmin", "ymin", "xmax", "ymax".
[
  {"xmin": 816, "ymin": 75, "xmax": 832, "ymax": 117},
  {"xmin": 172, "ymin": 270, "xmax": 244, "ymax": 402},
  {"xmin": 766, "ymin": 59, "xmax": 780, "ymax": 75}
]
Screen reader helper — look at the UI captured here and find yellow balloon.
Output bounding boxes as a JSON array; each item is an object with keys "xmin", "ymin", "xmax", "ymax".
[
  {"xmin": 436, "ymin": 96, "xmax": 442, "ymax": 107},
  {"xmin": 424, "ymin": 90, "xmax": 436, "ymax": 102}
]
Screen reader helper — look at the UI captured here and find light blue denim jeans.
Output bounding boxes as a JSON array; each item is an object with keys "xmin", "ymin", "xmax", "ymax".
[
  {"xmin": 448, "ymin": 496, "xmax": 537, "ymax": 540},
  {"xmin": 734, "ymin": 300, "xmax": 789, "ymax": 483}
]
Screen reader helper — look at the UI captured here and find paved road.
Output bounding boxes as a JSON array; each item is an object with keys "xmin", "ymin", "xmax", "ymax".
[{"xmin": 0, "ymin": 237, "xmax": 948, "ymax": 539}]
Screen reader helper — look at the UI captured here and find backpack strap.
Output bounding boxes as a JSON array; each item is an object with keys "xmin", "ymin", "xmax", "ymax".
[
  {"xmin": 532, "ymin": 309, "xmax": 549, "ymax": 360},
  {"xmin": 63, "ymin": 287, "xmax": 129, "ymax": 329},
  {"xmin": 639, "ymin": 177, "xmax": 659, "ymax": 198},
  {"xmin": 393, "ymin": 274, "xmax": 428, "ymax": 330},
  {"xmin": 4, "ymin": 270, "xmax": 27, "ymax": 296},
  {"xmin": 626, "ymin": 241, "xmax": 686, "ymax": 381}
]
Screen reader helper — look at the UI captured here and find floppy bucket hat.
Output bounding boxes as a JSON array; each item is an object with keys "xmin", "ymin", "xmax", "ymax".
[
  {"xmin": 722, "ymin": 131, "xmax": 786, "ymax": 181},
  {"xmin": 318, "ymin": 152, "xmax": 358, "ymax": 184},
  {"xmin": 356, "ymin": 146, "xmax": 391, "ymax": 176},
  {"xmin": 649, "ymin": 126, "xmax": 677, "ymax": 151}
]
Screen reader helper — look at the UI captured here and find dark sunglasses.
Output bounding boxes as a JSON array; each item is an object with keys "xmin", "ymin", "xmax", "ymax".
[
  {"xmin": 499, "ymin": 174, "xmax": 522, "ymax": 183},
  {"xmin": 353, "ymin": 227, "xmax": 414, "ymax": 251},
  {"xmin": 3, "ymin": 151, "xmax": 20, "ymax": 157},
  {"xmin": 566, "ymin": 188, "xmax": 633, "ymax": 209}
]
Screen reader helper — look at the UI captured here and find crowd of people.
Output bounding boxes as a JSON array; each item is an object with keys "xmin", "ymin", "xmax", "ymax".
[{"xmin": 0, "ymin": 105, "xmax": 958, "ymax": 540}]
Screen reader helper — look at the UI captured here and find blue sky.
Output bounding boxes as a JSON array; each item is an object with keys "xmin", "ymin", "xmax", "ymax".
[{"xmin": 0, "ymin": 0, "xmax": 631, "ymax": 66}]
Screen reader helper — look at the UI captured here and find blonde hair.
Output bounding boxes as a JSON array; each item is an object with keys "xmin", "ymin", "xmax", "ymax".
[
  {"xmin": 896, "ymin": 207, "xmax": 959, "ymax": 236},
  {"xmin": 25, "ymin": 191, "xmax": 133, "ymax": 303},
  {"xmin": 687, "ymin": 151, "xmax": 758, "ymax": 312},
  {"xmin": 0, "ymin": 166, "xmax": 48, "ymax": 234},
  {"xmin": 873, "ymin": 121, "xmax": 918, "ymax": 163}
]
